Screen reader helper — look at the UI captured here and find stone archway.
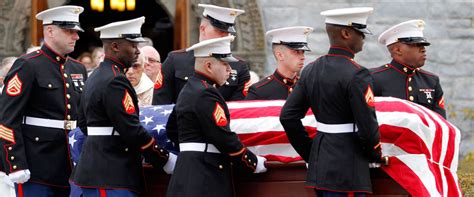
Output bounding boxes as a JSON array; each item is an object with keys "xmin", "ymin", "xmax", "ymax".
[{"xmin": 0, "ymin": 0, "xmax": 32, "ymax": 59}]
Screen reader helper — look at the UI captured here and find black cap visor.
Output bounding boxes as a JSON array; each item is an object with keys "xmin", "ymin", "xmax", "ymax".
[
  {"xmin": 205, "ymin": 16, "xmax": 236, "ymax": 33},
  {"xmin": 278, "ymin": 42, "xmax": 311, "ymax": 51},
  {"xmin": 398, "ymin": 37, "xmax": 431, "ymax": 46},
  {"xmin": 50, "ymin": 21, "xmax": 84, "ymax": 32},
  {"xmin": 212, "ymin": 53, "xmax": 238, "ymax": 62}
]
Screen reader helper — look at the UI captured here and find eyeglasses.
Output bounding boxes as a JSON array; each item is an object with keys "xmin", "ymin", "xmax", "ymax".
[{"xmin": 147, "ymin": 58, "xmax": 161, "ymax": 64}]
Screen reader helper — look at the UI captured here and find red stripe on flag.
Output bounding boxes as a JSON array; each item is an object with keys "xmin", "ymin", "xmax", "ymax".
[
  {"xmin": 230, "ymin": 106, "xmax": 313, "ymax": 119},
  {"xmin": 379, "ymin": 125, "xmax": 431, "ymax": 156},
  {"xmin": 382, "ymin": 157, "xmax": 433, "ymax": 197}
]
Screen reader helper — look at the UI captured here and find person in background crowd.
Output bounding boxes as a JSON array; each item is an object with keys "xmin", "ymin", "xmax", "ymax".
[
  {"xmin": 126, "ymin": 50, "xmax": 154, "ymax": 106},
  {"xmin": 140, "ymin": 45, "xmax": 162, "ymax": 82},
  {"xmin": 77, "ymin": 52, "xmax": 94, "ymax": 72},
  {"xmin": 89, "ymin": 47, "xmax": 104, "ymax": 76}
]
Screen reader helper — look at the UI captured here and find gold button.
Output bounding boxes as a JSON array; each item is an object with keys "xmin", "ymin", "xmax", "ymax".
[
  {"xmin": 114, "ymin": 65, "xmax": 118, "ymax": 69},
  {"xmin": 160, "ymin": 149, "xmax": 164, "ymax": 152},
  {"xmin": 67, "ymin": 104, "xmax": 71, "ymax": 109},
  {"xmin": 8, "ymin": 147, "xmax": 12, "ymax": 151},
  {"xmin": 154, "ymin": 145, "xmax": 158, "ymax": 149},
  {"xmin": 218, "ymin": 165, "xmax": 223, "ymax": 169},
  {"xmin": 56, "ymin": 56, "xmax": 61, "ymax": 61},
  {"xmin": 225, "ymin": 82, "xmax": 229, "ymax": 85},
  {"xmin": 244, "ymin": 155, "xmax": 248, "ymax": 159},
  {"xmin": 289, "ymin": 88, "xmax": 293, "ymax": 92},
  {"xmin": 10, "ymin": 156, "xmax": 14, "ymax": 160},
  {"xmin": 66, "ymin": 94, "xmax": 71, "ymax": 99},
  {"xmin": 384, "ymin": 64, "xmax": 389, "ymax": 68},
  {"xmin": 267, "ymin": 77, "xmax": 271, "ymax": 80},
  {"xmin": 12, "ymin": 165, "xmax": 17, "ymax": 170},
  {"xmin": 48, "ymin": 84, "xmax": 53, "ymax": 88},
  {"xmin": 63, "ymin": 73, "xmax": 68, "ymax": 78},
  {"xmin": 408, "ymin": 77, "xmax": 412, "ymax": 82},
  {"xmin": 428, "ymin": 100, "xmax": 431, "ymax": 103},
  {"xmin": 61, "ymin": 65, "xmax": 65, "ymax": 70},
  {"xmin": 409, "ymin": 96, "xmax": 414, "ymax": 101},
  {"xmin": 67, "ymin": 115, "xmax": 71, "ymax": 120},
  {"xmin": 125, "ymin": 148, "xmax": 128, "ymax": 152},
  {"xmin": 184, "ymin": 76, "xmax": 188, "ymax": 80},
  {"xmin": 80, "ymin": 87, "xmax": 83, "ymax": 91},
  {"xmin": 403, "ymin": 67, "xmax": 408, "ymax": 72},
  {"xmin": 35, "ymin": 137, "xmax": 40, "ymax": 141},
  {"xmin": 253, "ymin": 163, "xmax": 256, "ymax": 166},
  {"xmin": 408, "ymin": 86, "xmax": 412, "ymax": 91},
  {"xmin": 36, "ymin": 51, "xmax": 40, "ymax": 53},
  {"xmin": 66, "ymin": 83, "xmax": 70, "ymax": 88},
  {"xmin": 248, "ymin": 159, "xmax": 251, "ymax": 162},
  {"xmin": 283, "ymin": 79, "xmax": 287, "ymax": 84}
]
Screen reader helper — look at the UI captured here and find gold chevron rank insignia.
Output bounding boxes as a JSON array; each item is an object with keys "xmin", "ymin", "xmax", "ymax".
[
  {"xmin": 0, "ymin": 125, "xmax": 15, "ymax": 143},
  {"xmin": 365, "ymin": 85, "xmax": 375, "ymax": 107},
  {"xmin": 122, "ymin": 90, "xmax": 136, "ymax": 114},
  {"xmin": 213, "ymin": 102, "xmax": 228, "ymax": 126},
  {"xmin": 6, "ymin": 74, "xmax": 22, "ymax": 96}
]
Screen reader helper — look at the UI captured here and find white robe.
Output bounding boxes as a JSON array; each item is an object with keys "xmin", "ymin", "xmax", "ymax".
[{"xmin": 133, "ymin": 74, "xmax": 154, "ymax": 106}]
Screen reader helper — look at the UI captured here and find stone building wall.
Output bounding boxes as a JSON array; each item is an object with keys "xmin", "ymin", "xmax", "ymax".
[{"xmin": 258, "ymin": 0, "xmax": 474, "ymax": 157}]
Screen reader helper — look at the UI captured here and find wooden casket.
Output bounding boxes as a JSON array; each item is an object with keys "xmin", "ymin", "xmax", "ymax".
[{"xmin": 143, "ymin": 162, "xmax": 409, "ymax": 197}]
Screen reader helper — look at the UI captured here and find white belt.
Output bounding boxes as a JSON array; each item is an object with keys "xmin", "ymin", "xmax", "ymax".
[
  {"xmin": 87, "ymin": 127, "xmax": 120, "ymax": 136},
  {"xmin": 179, "ymin": 143, "xmax": 221, "ymax": 154},
  {"xmin": 23, "ymin": 116, "xmax": 77, "ymax": 130},
  {"xmin": 316, "ymin": 121, "xmax": 358, "ymax": 134}
]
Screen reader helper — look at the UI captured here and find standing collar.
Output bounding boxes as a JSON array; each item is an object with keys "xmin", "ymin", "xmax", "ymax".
[
  {"xmin": 273, "ymin": 69, "xmax": 297, "ymax": 86},
  {"xmin": 328, "ymin": 46, "xmax": 355, "ymax": 59},
  {"xmin": 104, "ymin": 56, "xmax": 127, "ymax": 73},
  {"xmin": 390, "ymin": 59, "xmax": 418, "ymax": 75},
  {"xmin": 41, "ymin": 44, "xmax": 67, "ymax": 64},
  {"xmin": 194, "ymin": 71, "xmax": 217, "ymax": 87}
]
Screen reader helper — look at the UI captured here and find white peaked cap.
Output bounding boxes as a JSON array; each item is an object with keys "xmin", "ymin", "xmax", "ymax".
[
  {"xmin": 199, "ymin": 4, "xmax": 245, "ymax": 33},
  {"xmin": 187, "ymin": 35, "xmax": 238, "ymax": 62},
  {"xmin": 36, "ymin": 6, "xmax": 84, "ymax": 31},
  {"xmin": 266, "ymin": 26, "xmax": 314, "ymax": 51},
  {"xmin": 320, "ymin": 7, "xmax": 373, "ymax": 34},
  {"xmin": 94, "ymin": 17, "xmax": 146, "ymax": 42},
  {"xmin": 378, "ymin": 19, "xmax": 430, "ymax": 46}
]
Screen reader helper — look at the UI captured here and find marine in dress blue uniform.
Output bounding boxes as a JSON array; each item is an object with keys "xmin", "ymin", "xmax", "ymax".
[
  {"xmin": 166, "ymin": 36, "xmax": 267, "ymax": 197},
  {"xmin": 280, "ymin": 8, "xmax": 387, "ymax": 197},
  {"xmin": 246, "ymin": 26, "xmax": 313, "ymax": 100},
  {"xmin": 152, "ymin": 4, "xmax": 251, "ymax": 105},
  {"xmin": 370, "ymin": 20, "xmax": 446, "ymax": 118},
  {"xmin": 0, "ymin": 6, "xmax": 87, "ymax": 196},
  {"xmin": 70, "ymin": 17, "xmax": 176, "ymax": 197}
]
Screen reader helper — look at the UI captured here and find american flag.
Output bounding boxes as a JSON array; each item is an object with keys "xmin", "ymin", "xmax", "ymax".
[{"xmin": 68, "ymin": 97, "xmax": 462, "ymax": 196}]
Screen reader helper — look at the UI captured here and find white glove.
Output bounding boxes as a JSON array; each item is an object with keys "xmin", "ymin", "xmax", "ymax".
[
  {"xmin": 254, "ymin": 156, "xmax": 267, "ymax": 174},
  {"xmin": 0, "ymin": 171, "xmax": 14, "ymax": 188},
  {"xmin": 369, "ymin": 163, "xmax": 381, "ymax": 168},
  {"xmin": 163, "ymin": 153, "xmax": 177, "ymax": 174},
  {"xmin": 8, "ymin": 169, "xmax": 30, "ymax": 184}
]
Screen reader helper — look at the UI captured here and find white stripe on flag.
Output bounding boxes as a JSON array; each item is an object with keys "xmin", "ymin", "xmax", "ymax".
[
  {"xmin": 231, "ymin": 115, "xmax": 316, "ymax": 134},
  {"xmin": 396, "ymin": 154, "xmax": 441, "ymax": 197},
  {"xmin": 227, "ymin": 100, "xmax": 286, "ymax": 109},
  {"xmin": 247, "ymin": 143, "xmax": 299, "ymax": 157}
]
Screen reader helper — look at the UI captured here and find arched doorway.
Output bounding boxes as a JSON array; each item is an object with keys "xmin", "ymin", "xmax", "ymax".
[{"xmin": 66, "ymin": 0, "xmax": 174, "ymax": 60}]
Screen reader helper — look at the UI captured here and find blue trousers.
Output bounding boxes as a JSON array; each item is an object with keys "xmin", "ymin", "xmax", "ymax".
[
  {"xmin": 81, "ymin": 188, "xmax": 138, "ymax": 197},
  {"xmin": 15, "ymin": 182, "xmax": 70, "ymax": 197},
  {"xmin": 315, "ymin": 190, "xmax": 366, "ymax": 197}
]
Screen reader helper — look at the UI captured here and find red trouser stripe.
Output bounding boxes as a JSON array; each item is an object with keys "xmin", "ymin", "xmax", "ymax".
[
  {"xmin": 99, "ymin": 188, "xmax": 107, "ymax": 197},
  {"xmin": 17, "ymin": 184, "xmax": 24, "ymax": 197}
]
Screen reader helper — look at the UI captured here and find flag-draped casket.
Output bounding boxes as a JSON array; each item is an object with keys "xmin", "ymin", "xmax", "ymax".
[{"xmin": 68, "ymin": 97, "xmax": 462, "ymax": 196}]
